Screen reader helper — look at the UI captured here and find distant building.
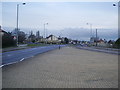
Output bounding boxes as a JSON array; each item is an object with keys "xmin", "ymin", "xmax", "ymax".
[
  {"xmin": 11, "ymin": 28, "xmax": 20, "ymax": 37},
  {"xmin": 46, "ymin": 35, "xmax": 58, "ymax": 41},
  {"xmin": 98, "ymin": 39, "xmax": 105, "ymax": 43},
  {"xmin": 58, "ymin": 36, "xmax": 65, "ymax": 42},
  {"xmin": 0, "ymin": 26, "xmax": 9, "ymax": 38},
  {"xmin": 90, "ymin": 37, "xmax": 99, "ymax": 43},
  {"xmin": 0, "ymin": 25, "xmax": 6, "ymax": 36},
  {"xmin": 71, "ymin": 40, "xmax": 79, "ymax": 45},
  {"xmin": 97, "ymin": 38, "xmax": 108, "ymax": 47},
  {"xmin": 35, "ymin": 31, "xmax": 43, "ymax": 42},
  {"xmin": 45, "ymin": 35, "xmax": 60, "ymax": 44},
  {"xmin": 90, "ymin": 37, "xmax": 109, "ymax": 47},
  {"xmin": 28, "ymin": 31, "xmax": 36, "ymax": 43},
  {"xmin": 0, "ymin": 25, "xmax": 16, "ymax": 47},
  {"xmin": 36, "ymin": 31, "xmax": 40, "ymax": 38}
]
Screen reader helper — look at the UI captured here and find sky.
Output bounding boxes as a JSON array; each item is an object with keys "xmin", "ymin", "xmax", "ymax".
[{"xmin": 1, "ymin": 1, "xmax": 118, "ymax": 41}]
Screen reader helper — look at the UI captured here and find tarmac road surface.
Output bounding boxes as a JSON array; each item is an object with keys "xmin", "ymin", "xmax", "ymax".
[{"xmin": 2, "ymin": 45, "xmax": 65, "ymax": 67}]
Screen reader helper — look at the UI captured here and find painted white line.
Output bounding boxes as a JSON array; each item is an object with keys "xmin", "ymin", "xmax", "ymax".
[
  {"xmin": 0, "ymin": 61, "xmax": 19, "ymax": 68},
  {"xmin": 1, "ymin": 46, "xmax": 59, "ymax": 68},
  {"xmin": 20, "ymin": 58, "xmax": 24, "ymax": 61},
  {"xmin": 0, "ymin": 58, "xmax": 25, "ymax": 68},
  {"xmin": 0, "ymin": 65, "xmax": 4, "ymax": 68}
]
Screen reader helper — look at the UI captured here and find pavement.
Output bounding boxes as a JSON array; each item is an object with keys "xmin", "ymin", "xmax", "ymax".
[
  {"xmin": 76, "ymin": 45, "xmax": 120, "ymax": 55},
  {"xmin": 2, "ymin": 46, "xmax": 118, "ymax": 88}
]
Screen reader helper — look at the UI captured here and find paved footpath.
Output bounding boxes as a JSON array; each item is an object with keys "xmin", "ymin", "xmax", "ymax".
[{"xmin": 2, "ymin": 46, "xmax": 118, "ymax": 88}]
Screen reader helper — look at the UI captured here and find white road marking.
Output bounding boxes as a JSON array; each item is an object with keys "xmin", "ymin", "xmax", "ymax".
[{"xmin": 20, "ymin": 58, "xmax": 24, "ymax": 61}]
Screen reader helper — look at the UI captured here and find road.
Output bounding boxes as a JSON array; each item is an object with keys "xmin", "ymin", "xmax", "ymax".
[
  {"xmin": 2, "ymin": 45, "xmax": 65, "ymax": 67},
  {"xmin": 3, "ymin": 46, "xmax": 118, "ymax": 88}
]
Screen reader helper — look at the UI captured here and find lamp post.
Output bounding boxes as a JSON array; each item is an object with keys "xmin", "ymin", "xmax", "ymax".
[
  {"xmin": 16, "ymin": 3, "xmax": 26, "ymax": 46},
  {"xmin": 86, "ymin": 23, "xmax": 93, "ymax": 45},
  {"xmin": 44, "ymin": 23, "xmax": 48, "ymax": 38},
  {"xmin": 43, "ymin": 23, "xmax": 48, "ymax": 44},
  {"xmin": 113, "ymin": 2, "xmax": 120, "ymax": 7},
  {"xmin": 113, "ymin": 2, "xmax": 120, "ymax": 39},
  {"xmin": 59, "ymin": 30, "xmax": 64, "ymax": 44},
  {"xmin": 86, "ymin": 23, "xmax": 92, "ymax": 38},
  {"xmin": 95, "ymin": 29, "xmax": 98, "ymax": 46},
  {"xmin": 60, "ymin": 30, "xmax": 64, "ymax": 37}
]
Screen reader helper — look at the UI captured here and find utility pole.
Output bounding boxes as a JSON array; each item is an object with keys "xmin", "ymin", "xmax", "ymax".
[{"xmin": 96, "ymin": 29, "xmax": 98, "ymax": 46}]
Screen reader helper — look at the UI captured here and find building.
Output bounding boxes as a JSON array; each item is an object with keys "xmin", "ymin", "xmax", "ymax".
[
  {"xmin": 0, "ymin": 25, "xmax": 16, "ymax": 47},
  {"xmin": 46, "ymin": 35, "xmax": 58, "ymax": 41},
  {"xmin": 11, "ymin": 28, "xmax": 20, "ymax": 38},
  {"xmin": 46, "ymin": 35, "xmax": 59, "ymax": 44},
  {"xmin": 28, "ymin": 31, "xmax": 36, "ymax": 43},
  {"xmin": 0, "ymin": 25, "xmax": 6, "ymax": 36},
  {"xmin": 90, "ymin": 37, "xmax": 99, "ymax": 43},
  {"xmin": 36, "ymin": 31, "xmax": 43, "ymax": 42},
  {"xmin": 36, "ymin": 31, "xmax": 40, "ymax": 38},
  {"xmin": 58, "ymin": 37, "xmax": 65, "ymax": 42}
]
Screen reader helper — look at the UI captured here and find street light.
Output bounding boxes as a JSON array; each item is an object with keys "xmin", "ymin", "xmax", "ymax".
[
  {"xmin": 86, "ymin": 23, "xmax": 93, "ymax": 45},
  {"xmin": 113, "ymin": 2, "xmax": 120, "ymax": 7},
  {"xmin": 113, "ymin": 2, "xmax": 120, "ymax": 39},
  {"xmin": 59, "ymin": 30, "xmax": 64, "ymax": 44},
  {"xmin": 113, "ymin": 3, "xmax": 116, "ymax": 6},
  {"xmin": 43, "ymin": 23, "xmax": 48, "ymax": 44},
  {"xmin": 86, "ymin": 23, "xmax": 92, "ymax": 38},
  {"xmin": 44, "ymin": 23, "xmax": 48, "ymax": 38},
  {"xmin": 95, "ymin": 29, "xmax": 98, "ymax": 46},
  {"xmin": 16, "ymin": 3, "xmax": 26, "ymax": 46},
  {"xmin": 59, "ymin": 30, "xmax": 64, "ymax": 37}
]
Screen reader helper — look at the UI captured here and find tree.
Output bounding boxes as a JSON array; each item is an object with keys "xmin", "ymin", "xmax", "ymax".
[
  {"xmin": 18, "ymin": 31, "xmax": 26, "ymax": 44},
  {"xmin": 28, "ymin": 33, "xmax": 36, "ymax": 43},
  {"xmin": 64, "ymin": 37, "xmax": 69, "ymax": 44},
  {"xmin": 108, "ymin": 40, "xmax": 114, "ymax": 44},
  {"xmin": 2, "ymin": 31, "xmax": 16, "ymax": 48},
  {"xmin": 114, "ymin": 38, "xmax": 120, "ymax": 48}
]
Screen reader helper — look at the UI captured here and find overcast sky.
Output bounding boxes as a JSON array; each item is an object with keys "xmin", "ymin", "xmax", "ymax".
[{"xmin": 1, "ymin": 2, "xmax": 118, "ymax": 41}]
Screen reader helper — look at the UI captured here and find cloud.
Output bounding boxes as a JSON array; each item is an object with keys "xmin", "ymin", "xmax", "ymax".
[
  {"xmin": 2, "ymin": 2, "xmax": 118, "ymax": 41},
  {"xmin": 3, "ymin": 26, "xmax": 118, "ymax": 41}
]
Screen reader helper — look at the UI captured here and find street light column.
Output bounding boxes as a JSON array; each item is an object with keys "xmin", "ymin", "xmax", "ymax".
[
  {"xmin": 44, "ymin": 24, "xmax": 45, "ymax": 38},
  {"xmin": 16, "ymin": 3, "xmax": 26, "ymax": 46},
  {"xmin": 43, "ymin": 23, "xmax": 48, "ymax": 44},
  {"xmin": 90, "ymin": 24, "xmax": 92, "ymax": 37},
  {"xmin": 87, "ymin": 23, "xmax": 92, "ymax": 37},
  {"xmin": 96, "ymin": 29, "xmax": 98, "ymax": 46},
  {"xmin": 16, "ymin": 4, "xmax": 19, "ymax": 46},
  {"xmin": 113, "ymin": 2, "xmax": 120, "ymax": 39},
  {"xmin": 44, "ymin": 23, "xmax": 48, "ymax": 38},
  {"xmin": 87, "ymin": 23, "xmax": 93, "ymax": 44}
]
